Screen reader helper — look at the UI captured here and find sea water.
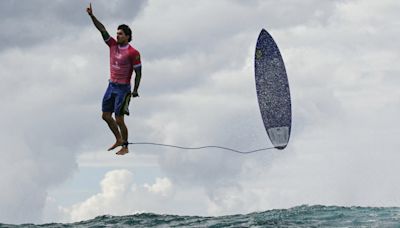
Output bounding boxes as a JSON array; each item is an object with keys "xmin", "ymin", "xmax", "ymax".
[{"xmin": 1, "ymin": 205, "xmax": 400, "ymax": 227}]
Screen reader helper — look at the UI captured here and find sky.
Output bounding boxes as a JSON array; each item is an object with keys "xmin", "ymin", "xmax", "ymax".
[{"xmin": 0, "ymin": 0, "xmax": 399, "ymax": 225}]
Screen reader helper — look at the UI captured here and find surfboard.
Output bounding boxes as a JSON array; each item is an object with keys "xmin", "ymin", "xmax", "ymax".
[{"xmin": 255, "ymin": 29, "xmax": 291, "ymax": 149}]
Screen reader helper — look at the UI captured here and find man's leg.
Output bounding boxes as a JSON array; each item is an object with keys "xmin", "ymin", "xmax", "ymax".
[
  {"xmin": 115, "ymin": 115, "xmax": 129, "ymax": 155},
  {"xmin": 102, "ymin": 112, "xmax": 124, "ymax": 151}
]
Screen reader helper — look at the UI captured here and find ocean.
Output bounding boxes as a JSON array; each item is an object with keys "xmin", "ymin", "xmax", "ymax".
[{"xmin": 1, "ymin": 205, "xmax": 399, "ymax": 227}]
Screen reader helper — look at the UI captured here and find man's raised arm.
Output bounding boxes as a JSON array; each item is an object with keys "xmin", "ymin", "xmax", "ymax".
[{"xmin": 86, "ymin": 3, "xmax": 110, "ymax": 41}]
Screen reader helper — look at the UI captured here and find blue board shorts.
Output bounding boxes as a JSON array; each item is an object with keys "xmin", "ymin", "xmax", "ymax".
[{"xmin": 102, "ymin": 81, "xmax": 131, "ymax": 116}]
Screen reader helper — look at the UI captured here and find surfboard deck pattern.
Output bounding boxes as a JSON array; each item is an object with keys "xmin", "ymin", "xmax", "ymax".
[{"xmin": 255, "ymin": 29, "xmax": 291, "ymax": 149}]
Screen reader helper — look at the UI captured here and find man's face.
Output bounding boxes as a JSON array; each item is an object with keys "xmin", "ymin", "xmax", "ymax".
[{"xmin": 116, "ymin": 29, "xmax": 129, "ymax": 44}]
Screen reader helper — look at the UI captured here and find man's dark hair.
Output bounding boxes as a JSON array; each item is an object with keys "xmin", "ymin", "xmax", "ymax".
[{"xmin": 118, "ymin": 24, "xmax": 132, "ymax": 42}]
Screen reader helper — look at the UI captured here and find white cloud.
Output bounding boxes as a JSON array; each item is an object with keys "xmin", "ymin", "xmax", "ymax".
[
  {"xmin": 144, "ymin": 177, "xmax": 172, "ymax": 196},
  {"xmin": 63, "ymin": 170, "xmax": 136, "ymax": 222},
  {"xmin": 60, "ymin": 169, "xmax": 176, "ymax": 222}
]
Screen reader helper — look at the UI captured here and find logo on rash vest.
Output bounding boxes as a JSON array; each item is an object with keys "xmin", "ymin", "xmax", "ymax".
[{"xmin": 112, "ymin": 60, "xmax": 120, "ymax": 69}]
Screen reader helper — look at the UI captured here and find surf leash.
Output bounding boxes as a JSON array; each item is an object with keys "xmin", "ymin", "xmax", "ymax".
[{"xmin": 127, "ymin": 142, "xmax": 276, "ymax": 154}]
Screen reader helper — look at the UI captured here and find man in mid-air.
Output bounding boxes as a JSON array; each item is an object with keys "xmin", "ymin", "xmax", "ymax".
[{"xmin": 87, "ymin": 3, "xmax": 142, "ymax": 155}]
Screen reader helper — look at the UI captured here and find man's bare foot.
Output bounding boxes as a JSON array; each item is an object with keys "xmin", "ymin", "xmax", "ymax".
[
  {"xmin": 107, "ymin": 140, "xmax": 124, "ymax": 151},
  {"xmin": 116, "ymin": 146, "xmax": 129, "ymax": 155}
]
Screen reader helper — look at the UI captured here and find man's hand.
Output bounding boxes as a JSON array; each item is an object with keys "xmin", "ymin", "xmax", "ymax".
[
  {"xmin": 86, "ymin": 2, "xmax": 108, "ymax": 36},
  {"xmin": 132, "ymin": 91, "xmax": 139, "ymax": 98},
  {"xmin": 86, "ymin": 3, "xmax": 93, "ymax": 16}
]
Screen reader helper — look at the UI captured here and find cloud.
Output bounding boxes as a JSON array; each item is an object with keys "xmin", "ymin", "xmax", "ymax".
[
  {"xmin": 144, "ymin": 177, "xmax": 172, "ymax": 196},
  {"xmin": 60, "ymin": 169, "xmax": 176, "ymax": 222},
  {"xmin": 0, "ymin": 0, "xmax": 147, "ymax": 51},
  {"xmin": 134, "ymin": 0, "xmax": 339, "ymax": 58},
  {"xmin": 64, "ymin": 170, "xmax": 136, "ymax": 222},
  {"xmin": 0, "ymin": 130, "xmax": 77, "ymax": 224}
]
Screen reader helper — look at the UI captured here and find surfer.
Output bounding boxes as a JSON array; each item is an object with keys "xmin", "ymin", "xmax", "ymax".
[{"xmin": 86, "ymin": 3, "xmax": 142, "ymax": 155}]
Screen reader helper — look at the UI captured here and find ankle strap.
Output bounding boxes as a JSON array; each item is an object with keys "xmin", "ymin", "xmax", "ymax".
[{"xmin": 122, "ymin": 141, "xmax": 129, "ymax": 148}]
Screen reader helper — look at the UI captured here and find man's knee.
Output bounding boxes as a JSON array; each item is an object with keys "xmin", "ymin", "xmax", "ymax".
[
  {"xmin": 115, "ymin": 116, "xmax": 125, "ymax": 126},
  {"xmin": 102, "ymin": 112, "xmax": 112, "ymax": 122}
]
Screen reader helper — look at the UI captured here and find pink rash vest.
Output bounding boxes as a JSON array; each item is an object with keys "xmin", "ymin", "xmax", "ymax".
[{"xmin": 105, "ymin": 37, "xmax": 141, "ymax": 84}]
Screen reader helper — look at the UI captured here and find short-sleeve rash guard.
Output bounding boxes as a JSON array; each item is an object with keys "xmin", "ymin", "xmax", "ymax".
[{"xmin": 105, "ymin": 37, "xmax": 141, "ymax": 84}]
